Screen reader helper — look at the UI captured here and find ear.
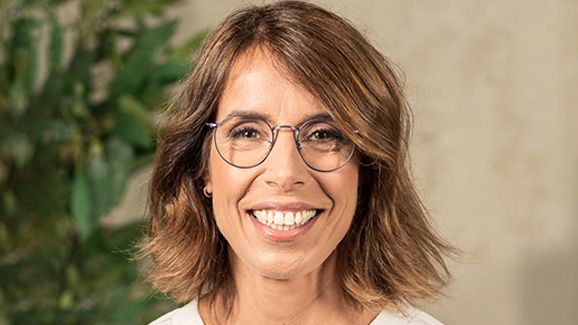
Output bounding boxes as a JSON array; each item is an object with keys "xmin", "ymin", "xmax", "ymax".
[{"xmin": 203, "ymin": 167, "xmax": 213, "ymax": 194}]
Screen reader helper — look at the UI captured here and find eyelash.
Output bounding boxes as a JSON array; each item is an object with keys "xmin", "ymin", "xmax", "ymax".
[
  {"xmin": 229, "ymin": 126, "xmax": 262, "ymax": 138},
  {"xmin": 304, "ymin": 127, "xmax": 342, "ymax": 141}
]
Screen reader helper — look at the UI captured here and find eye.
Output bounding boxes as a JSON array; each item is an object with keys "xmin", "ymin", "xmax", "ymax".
[
  {"xmin": 311, "ymin": 129, "xmax": 341, "ymax": 140},
  {"xmin": 304, "ymin": 124, "xmax": 344, "ymax": 142},
  {"xmin": 230, "ymin": 126, "xmax": 260, "ymax": 139},
  {"xmin": 224, "ymin": 118, "xmax": 270, "ymax": 142}
]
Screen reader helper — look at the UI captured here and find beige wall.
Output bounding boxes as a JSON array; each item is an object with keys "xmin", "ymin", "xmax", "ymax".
[{"xmin": 110, "ymin": 1, "xmax": 578, "ymax": 324}]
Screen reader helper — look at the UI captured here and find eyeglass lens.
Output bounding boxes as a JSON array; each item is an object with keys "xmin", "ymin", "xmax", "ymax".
[{"xmin": 212, "ymin": 115, "xmax": 355, "ymax": 172}]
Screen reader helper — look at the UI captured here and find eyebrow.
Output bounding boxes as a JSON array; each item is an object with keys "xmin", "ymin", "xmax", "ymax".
[{"xmin": 224, "ymin": 109, "xmax": 333, "ymax": 126}]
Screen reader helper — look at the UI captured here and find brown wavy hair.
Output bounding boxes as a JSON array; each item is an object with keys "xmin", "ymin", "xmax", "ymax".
[{"xmin": 140, "ymin": 0, "xmax": 454, "ymax": 312}]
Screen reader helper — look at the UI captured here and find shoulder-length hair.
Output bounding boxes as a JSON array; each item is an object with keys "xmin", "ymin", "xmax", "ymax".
[{"xmin": 140, "ymin": 0, "xmax": 454, "ymax": 312}]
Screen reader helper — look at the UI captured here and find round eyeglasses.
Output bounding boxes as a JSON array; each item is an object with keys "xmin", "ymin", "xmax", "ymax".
[{"xmin": 206, "ymin": 115, "xmax": 356, "ymax": 172}]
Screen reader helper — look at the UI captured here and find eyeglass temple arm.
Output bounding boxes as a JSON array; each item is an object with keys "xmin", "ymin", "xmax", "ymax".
[{"xmin": 206, "ymin": 122, "xmax": 218, "ymax": 128}]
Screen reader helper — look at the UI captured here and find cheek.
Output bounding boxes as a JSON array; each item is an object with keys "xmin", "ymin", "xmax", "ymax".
[
  {"xmin": 329, "ymin": 164, "xmax": 359, "ymax": 205},
  {"xmin": 211, "ymin": 169, "xmax": 252, "ymax": 199},
  {"xmin": 208, "ymin": 151, "xmax": 254, "ymax": 222},
  {"xmin": 336, "ymin": 165, "xmax": 360, "ymax": 230},
  {"xmin": 318, "ymin": 163, "xmax": 359, "ymax": 230}
]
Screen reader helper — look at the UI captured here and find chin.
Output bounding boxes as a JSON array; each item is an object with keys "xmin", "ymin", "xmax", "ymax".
[{"xmin": 246, "ymin": 249, "xmax": 334, "ymax": 281}]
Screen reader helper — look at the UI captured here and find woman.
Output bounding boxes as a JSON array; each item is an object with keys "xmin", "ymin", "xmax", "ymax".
[{"xmin": 141, "ymin": 1, "xmax": 454, "ymax": 324}]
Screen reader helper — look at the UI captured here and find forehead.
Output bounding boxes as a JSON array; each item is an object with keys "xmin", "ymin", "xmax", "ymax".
[{"xmin": 216, "ymin": 48, "xmax": 329, "ymax": 124}]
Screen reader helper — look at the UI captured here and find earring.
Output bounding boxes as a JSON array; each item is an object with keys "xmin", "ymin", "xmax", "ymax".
[{"xmin": 203, "ymin": 186, "xmax": 213, "ymax": 198}]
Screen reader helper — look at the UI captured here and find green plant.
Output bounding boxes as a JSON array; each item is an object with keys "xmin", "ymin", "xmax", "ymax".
[{"xmin": 0, "ymin": 0, "xmax": 205, "ymax": 323}]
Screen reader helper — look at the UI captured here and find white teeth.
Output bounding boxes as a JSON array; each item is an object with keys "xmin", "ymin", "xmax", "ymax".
[
  {"xmin": 302, "ymin": 210, "xmax": 316, "ymax": 220},
  {"xmin": 253, "ymin": 210, "xmax": 265, "ymax": 222},
  {"xmin": 285, "ymin": 212, "xmax": 295, "ymax": 225},
  {"xmin": 252, "ymin": 209, "xmax": 318, "ymax": 231},
  {"xmin": 274, "ymin": 212, "xmax": 284, "ymax": 225},
  {"xmin": 267, "ymin": 211, "xmax": 273, "ymax": 224}
]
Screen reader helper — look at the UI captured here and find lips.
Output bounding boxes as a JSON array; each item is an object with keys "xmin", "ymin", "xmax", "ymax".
[{"xmin": 251, "ymin": 209, "xmax": 319, "ymax": 231}]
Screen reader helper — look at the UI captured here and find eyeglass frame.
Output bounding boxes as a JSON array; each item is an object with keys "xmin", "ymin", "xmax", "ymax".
[{"xmin": 205, "ymin": 114, "xmax": 357, "ymax": 172}]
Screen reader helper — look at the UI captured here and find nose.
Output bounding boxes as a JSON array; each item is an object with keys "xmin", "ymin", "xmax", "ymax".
[{"xmin": 261, "ymin": 127, "xmax": 308, "ymax": 191}]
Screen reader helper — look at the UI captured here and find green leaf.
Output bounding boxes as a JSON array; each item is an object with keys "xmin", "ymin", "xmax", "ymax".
[
  {"xmin": 87, "ymin": 147, "xmax": 111, "ymax": 221},
  {"xmin": 64, "ymin": 46, "xmax": 94, "ymax": 98},
  {"xmin": 118, "ymin": 95, "xmax": 150, "ymax": 124},
  {"xmin": 111, "ymin": 20, "xmax": 177, "ymax": 97},
  {"xmin": 149, "ymin": 60, "xmax": 190, "ymax": 82},
  {"xmin": 71, "ymin": 173, "xmax": 93, "ymax": 242},
  {"xmin": 108, "ymin": 220, "xmax": 146, "ymax": 251},
  {"xmin": 81, "ymin": 0, "xmax": 107, "ymax": 21},
  {"xmin": 106, "ymin": 138, "xmax": 134, "ymax": 207},
  {"xmin": 141, "ymin": 60, "xmax": 189, "ymax": 104},
  {"xmin": 9, "ymin": 75, "xmax": 28, "ymax": 117},
  {"xmin": 113, "ymin": 96, "xmax": 153, "ymax": 148},
  {"xmin": 8, "ymin": 18, "xmax": 39, "ymax": 107},
  {"xmin": 48, "ymin": 11, "xmax": 63, "ymax": 74},
  {"xmin": 34, "ymin": 11, "xmax": 64, "ymax": 111},
  {"xmin": 113, "ymin": 112, "xmax": 152, "ymax": 148}
]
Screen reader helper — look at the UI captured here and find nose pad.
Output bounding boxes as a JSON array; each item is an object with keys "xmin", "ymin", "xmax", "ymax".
[
  {"xmin": 269, "ymin": 125, "xmax": 303, "ymax": 161},
  {"xmin": 262, "ymin": 126, "xmax": 308, "ymax": 190}
]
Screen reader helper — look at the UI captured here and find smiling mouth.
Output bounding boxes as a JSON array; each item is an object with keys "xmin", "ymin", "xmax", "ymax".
[{"xmin": 251, "ymin": 209, "xmax": 320, "ymax": 231}]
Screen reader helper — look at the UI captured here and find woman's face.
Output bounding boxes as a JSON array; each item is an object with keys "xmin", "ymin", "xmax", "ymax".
[{"xmin": 205, "ymin": 49, "xmax": 359, "ymax": 280}]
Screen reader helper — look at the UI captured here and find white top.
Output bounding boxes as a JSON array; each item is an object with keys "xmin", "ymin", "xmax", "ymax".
[{"xmin": 149, "ymin": 301, "xmax": 444, "ymax": 325}]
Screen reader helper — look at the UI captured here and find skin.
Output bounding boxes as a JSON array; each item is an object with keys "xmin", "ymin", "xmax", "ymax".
[{"xmin": 201, "ymin": 48, "xmax": 377, "ymax": 324}]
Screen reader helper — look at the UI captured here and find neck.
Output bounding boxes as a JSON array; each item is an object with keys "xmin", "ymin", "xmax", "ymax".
[{"xmin": 199, "ymin": 250, "xmax": 377, "ymax": 325}]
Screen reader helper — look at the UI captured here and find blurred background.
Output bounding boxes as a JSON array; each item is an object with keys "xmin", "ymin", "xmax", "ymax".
[{"xmin": 1, "ymin": 0, "xmax": 577, "ymax": 324}]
